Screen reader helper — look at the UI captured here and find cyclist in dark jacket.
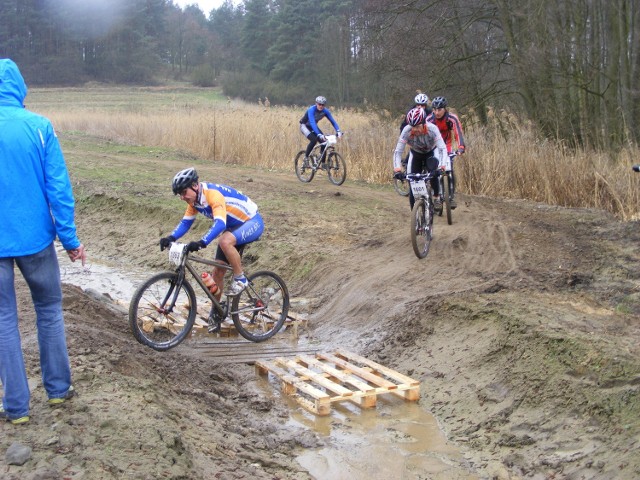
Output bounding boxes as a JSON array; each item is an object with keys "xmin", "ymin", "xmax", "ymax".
[
  {"xmin": 426, "ymin": 96, "xmax": 466, "ymax": 208},
  {"xmin": 299, "ymin": 95, "xmax": 342, "ymax": 161}
]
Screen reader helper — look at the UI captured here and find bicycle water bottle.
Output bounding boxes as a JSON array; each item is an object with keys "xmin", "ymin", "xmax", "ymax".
[{"xmin": 201, "ymin": 272, "xmax": 219, "ymax": 295}]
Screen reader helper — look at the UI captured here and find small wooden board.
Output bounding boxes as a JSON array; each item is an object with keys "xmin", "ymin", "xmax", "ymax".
[
  {"xmin": 256, "ymin": 349, "xmax": 420, "ymax": 416},
  {"xmin": 193, "ymin": 306, "xmax": 306, "ymax": 338}
]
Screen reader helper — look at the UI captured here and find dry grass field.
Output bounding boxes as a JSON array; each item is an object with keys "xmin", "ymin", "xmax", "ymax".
[{"xmin": 28, "ymin": 85, "xmax": 640, "ymax": 220}]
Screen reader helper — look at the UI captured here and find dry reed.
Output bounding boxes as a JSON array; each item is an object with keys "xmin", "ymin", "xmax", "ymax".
[{"xmin": 34, "ymin": 91, "xmax": 639, "ymax": 220}]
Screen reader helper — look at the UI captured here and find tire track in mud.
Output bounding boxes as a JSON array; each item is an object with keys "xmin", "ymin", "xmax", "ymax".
[{"xmin": 300, "ymin": 198, "xmax": 530, "ymax": 345}]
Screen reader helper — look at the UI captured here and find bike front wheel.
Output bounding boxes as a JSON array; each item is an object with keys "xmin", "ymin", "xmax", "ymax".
[
  {"xmin": 442, "ymin": 174, "xmax": 452, "ymax": 225},
  {"xmin": 294, "ymin": 151, "xmax": 315, "ymax": 183},
  {"xmin": 129, "ymin": 272, "xmax": 197, "ymax": 351},
  {"xmin": 393, "ymin": 166, "xmax": 410, "ymax": 196},
  {"xmin": 326, "ymin": 151, "xmax": 347, "ymax": 185},
  {"xmin": 230, "ymin": 271, "xmax": 290, "ymax": 342},
  {"xmin": 410, "ymin": 198, "xmax": 434, "ymax": 259}
]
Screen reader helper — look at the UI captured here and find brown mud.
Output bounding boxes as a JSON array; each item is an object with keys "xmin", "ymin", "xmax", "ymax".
[{"xmin": 1, "ymin": 147, "xmax": 639, "ymax": 480}]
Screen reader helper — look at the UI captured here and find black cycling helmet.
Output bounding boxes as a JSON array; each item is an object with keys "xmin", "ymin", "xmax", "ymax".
[
  {"xmin": 172, "ymin": 167, "xmax": 198, "ymax": 195},
  {"xmin": 431, "ymin": 96, "xmax": 448, "ymax": 109}
]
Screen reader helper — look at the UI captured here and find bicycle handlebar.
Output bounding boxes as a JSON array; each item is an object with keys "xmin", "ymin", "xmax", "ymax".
[{"xmin": 406, "ymin": 171, "xmax": 439, "ymax": 182}]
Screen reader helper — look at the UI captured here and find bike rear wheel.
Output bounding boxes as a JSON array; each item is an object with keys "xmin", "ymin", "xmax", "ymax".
[
  {"xmin": 294, "ymin": 151, "xmax": 315, "ymax": 183},
  {"xmin": 326, "ymin": 151, "xmax": 347, "ymax": 185},
  {"xmin": 230, "ymin": 271, "xmax": 290, "ymax": 342},
  {"xmin": 442, "ymin": 174, "xmax": 452, "ymax": 225},
  {"xmin": 129, "ymin": 272, "xmax": 197, "ymax": 351},
  {"xmin": 410, "ymin": 198, "xmax": 433, "ymax": 259}
]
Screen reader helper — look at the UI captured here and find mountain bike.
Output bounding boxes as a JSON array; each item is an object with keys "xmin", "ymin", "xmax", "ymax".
[
  {"xmin": 407, "ymin": 171, "xmax": 439, "ymax": 259},
  {"xmin": 129, "ymin": 242, "xmax": 290, "ymax": 350},
  {"xmin": 393, "ymin": 156, "xmax": 410, "ymax": 196},
  {"xmin": 294, "ymin": 134, "xmax": 347, "ymax": 185},
  {"xmin": 437, "ymin": 152, "xmax": 457, "ymax": 225}
]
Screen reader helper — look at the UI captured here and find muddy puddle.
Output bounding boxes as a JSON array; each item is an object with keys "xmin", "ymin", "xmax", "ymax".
[
  {"xmin": 257, "ymin": 373, "xmax": 478, "ymax": 480},
  {"xmin": 56, "ymin": 244, "xmax": 148, "ymax": 303},
  {"xmin": 56, "ymin": 246, "xmax": 477, "ymax": 479}
]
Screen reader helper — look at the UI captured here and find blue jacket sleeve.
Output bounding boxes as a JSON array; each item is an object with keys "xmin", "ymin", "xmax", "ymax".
[
  {"xmin": 324, "ymin": 109, "xmax": 341, "ymax": 132},
  {"xmin": 44, "ymin": 125, "xmax": 81, "ymax": 250},
  {"xmin": 171, "ymin": 217, "xmax": 195, "ymax": 239}
]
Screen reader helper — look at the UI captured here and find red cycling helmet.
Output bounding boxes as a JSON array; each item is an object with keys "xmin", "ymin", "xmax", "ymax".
[{"xmin": 406, "ymin": 107, "xmax": 426, "ymax": 126}]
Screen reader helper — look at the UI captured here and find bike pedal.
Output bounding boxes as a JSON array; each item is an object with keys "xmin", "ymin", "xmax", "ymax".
[{"xmin": 207, "ymin": 322, "xmax": 221, "ymax": 334}]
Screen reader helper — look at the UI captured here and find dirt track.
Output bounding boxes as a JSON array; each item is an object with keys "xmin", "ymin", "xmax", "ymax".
[{"xmin": 1, "ymin": 149, "xmax": 639, "ymax": 480}]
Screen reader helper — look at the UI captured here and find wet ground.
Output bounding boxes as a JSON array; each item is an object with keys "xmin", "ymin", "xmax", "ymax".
[{"xmin": 1, "ymin": 154, "xmax": 639, "ymax": 479}]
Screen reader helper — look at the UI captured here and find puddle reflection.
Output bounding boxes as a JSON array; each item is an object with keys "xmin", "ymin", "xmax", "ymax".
[{"xmin": 258, "ymin": 375, "xmax": 478, "ymax": 479}]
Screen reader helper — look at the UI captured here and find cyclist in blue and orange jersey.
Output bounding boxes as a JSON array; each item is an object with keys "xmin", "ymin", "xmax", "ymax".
[
  {"xmin": 426, "ymin": 96, "xmax": 466, "ymax": 208},
  {"xmin": 394, "ymin": 107, "xmax": 448, "ymax": 210},
  {"xmin": 159, "ymin": 168, "xmax": 264, "ymax": 297},
  {"xmin": 399, "ymin": 93, "xmax": 432, "ymax": 132},
  {"xmin": 299, "ymin": 95, "xmax": 343, "ymax": 163}
]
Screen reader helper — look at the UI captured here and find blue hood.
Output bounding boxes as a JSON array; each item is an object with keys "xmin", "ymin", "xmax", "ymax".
[{"xmin": 0, "ymin": 58, "xmax": 27, "ymax": 107}]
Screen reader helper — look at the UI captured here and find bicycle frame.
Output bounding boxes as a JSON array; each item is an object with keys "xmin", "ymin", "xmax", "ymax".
[
  {"xmin": 167, "ymin": 243, "xmax": 233, "ymax": 318},
  {"xmin": 310, "ymin": 135, "xmax": 338, "ymax": 168}
]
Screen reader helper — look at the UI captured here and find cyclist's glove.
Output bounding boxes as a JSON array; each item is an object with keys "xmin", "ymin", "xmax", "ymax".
[
  {"xmin": 337, "ymin": 131, "xmax": 343, "ymax": 138},
  {"xmin": 393, "ymin": 171, "xmax": 404, "ymax": 180},
  {"xmin": 317, "ymin": 134, "xmax": 326, "ymax": 142},
  {"xmin": 159, "ymin": 235, "xmax": 176, "ymax": 251},
  {"xmin": 186, "ymin": 240, "xmax": 206, "ymax": 253}
]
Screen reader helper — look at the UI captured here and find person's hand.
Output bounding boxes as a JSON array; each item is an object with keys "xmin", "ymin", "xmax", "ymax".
[
  {"xmin": 337, "ymin": 131, "xmax": 343, "ymax": 138},
  {"xmin": 456, "ymin": 148, "xmax": 465, "ymax": 155},
  {"xmin": 186, "ymin": 240, "xmax": 206, "ymax": 253},
  {"xmin": 318, "ymin": 134, "xmax": 326, "ymax": 142},
  {"xmin": 393, "ymin": 170, "xmax": 404, "ymax": 180},
  {"xmin": 67, "ymin": 244, "xmax": 86, "ymax": 267},
  {"xmin": 160, "ymin": 235, "xmax": 176, "ymax": 251}
]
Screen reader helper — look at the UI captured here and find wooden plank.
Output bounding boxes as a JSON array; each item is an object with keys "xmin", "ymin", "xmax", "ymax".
[
  {"xmin": 316, "ymin": 352, "xmax": 398, "ymax": 389},
  {"xmin": 275, "ymin": 357, "xmax": 354, "ymax": 398},
  {"xmin": 294, "ymin": 355, "xmax": 377, "ymax": 408},
  {"xmin": 335, "ymin": 349, "xmax": 420, "ymax": 386},
  {"xmin": 257, "ymin": 360, "xmax": 331, "ymax": 402},
  {"xmin": 296, "ymin": 354, "xmax": 374, "ymax": 391}
]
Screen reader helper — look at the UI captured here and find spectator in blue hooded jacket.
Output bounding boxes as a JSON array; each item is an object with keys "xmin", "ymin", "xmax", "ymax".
[{"xmin": 0, "ymin": 58, "xmax": 86, "ymax": 425}]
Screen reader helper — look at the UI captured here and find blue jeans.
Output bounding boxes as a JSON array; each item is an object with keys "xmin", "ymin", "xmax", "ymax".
[{"xmin": 0, "ymin": 243, "xmax": 71, "ymax": 419}]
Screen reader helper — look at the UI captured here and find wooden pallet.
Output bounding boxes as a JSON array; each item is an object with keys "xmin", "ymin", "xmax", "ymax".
[
  {"xmin": 256, "ymin": 349, "xmax": 420, "ymax": 416},
  {"xmin": 193, "ymin": 306, "xmax": 306, "ymax": 338}
]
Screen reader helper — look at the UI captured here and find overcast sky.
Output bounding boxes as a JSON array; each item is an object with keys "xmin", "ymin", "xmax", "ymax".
[{"xmin": 173, "ymin": 0, "xmax": 233, "ymax": 15}]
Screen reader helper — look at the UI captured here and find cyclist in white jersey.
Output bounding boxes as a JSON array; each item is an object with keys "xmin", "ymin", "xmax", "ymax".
[{"xmin": 393, "ymin": 108, "xmax": 447, "ymax": 210}]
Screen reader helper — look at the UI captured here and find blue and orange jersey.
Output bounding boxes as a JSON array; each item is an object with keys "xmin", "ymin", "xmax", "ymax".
[{"xmin": 171, "ymin": 183, "xmax": 259, "ymax": 245}]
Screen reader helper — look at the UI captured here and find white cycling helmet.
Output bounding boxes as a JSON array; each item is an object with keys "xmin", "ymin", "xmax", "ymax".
[
  {"xmin": 414, "ymin": 93, "xmax": 429, "ymax": 105},
  {"xmin": 315, "ymin": 96, "xmax": 327, "ymax": 105}
]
